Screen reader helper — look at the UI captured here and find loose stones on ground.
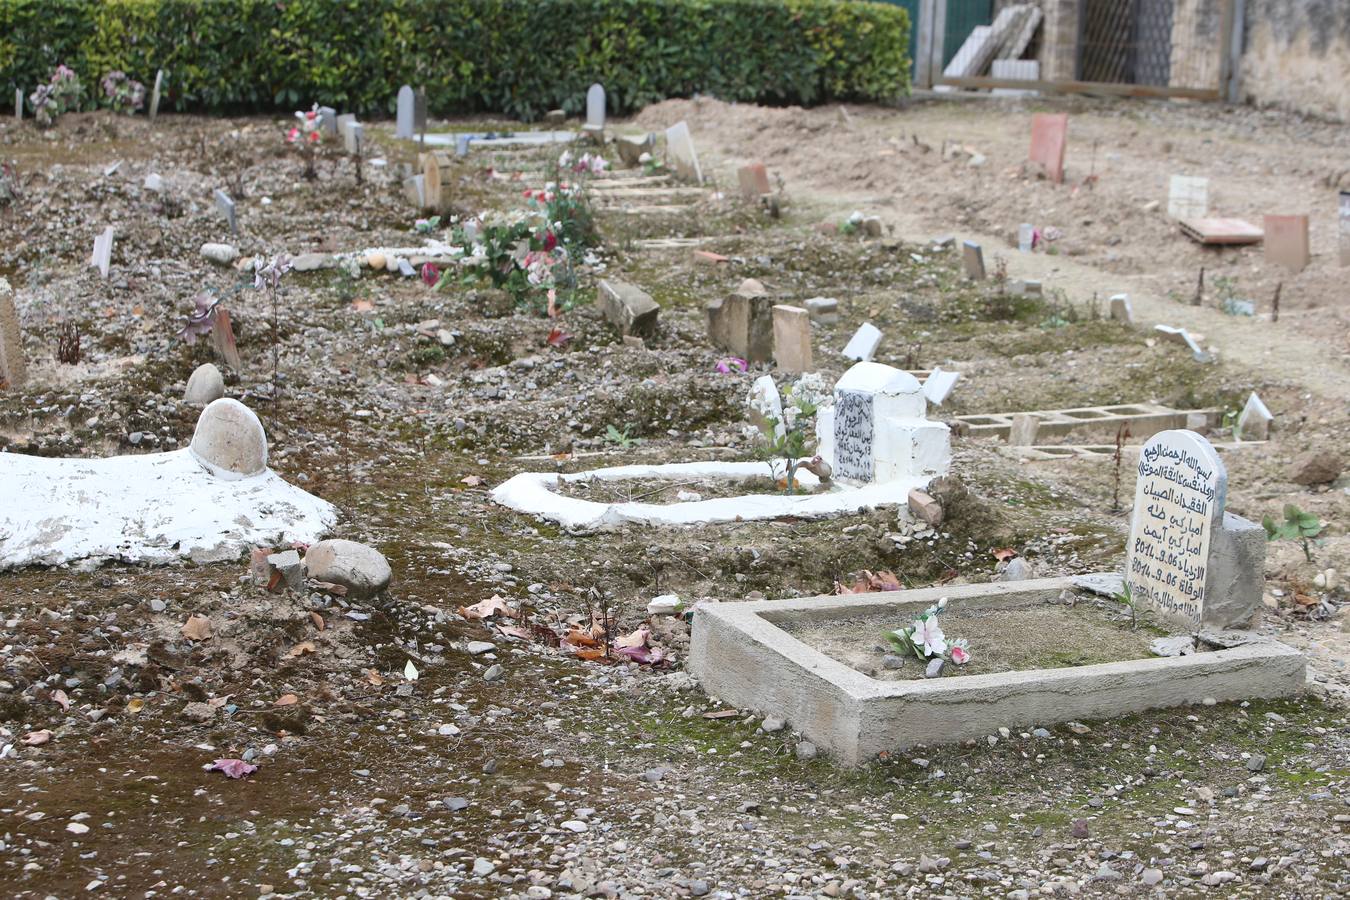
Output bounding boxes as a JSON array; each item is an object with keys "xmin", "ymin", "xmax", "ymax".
[
  {"xmin": 303, "ymin": 539, "xmax": 392, "ymax": 599},
  {"xmin": 190, "ymin": 398, "xmax": 268, "ymax": 477}
]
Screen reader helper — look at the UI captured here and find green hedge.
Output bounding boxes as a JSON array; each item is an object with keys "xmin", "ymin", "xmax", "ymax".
[{"xmin": 0, "ymin": 0, "xmax": 909, "ymax": 121}]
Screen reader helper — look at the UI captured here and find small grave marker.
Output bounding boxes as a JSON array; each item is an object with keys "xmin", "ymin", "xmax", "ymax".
[
  {"xmin": 1008, "ymin": 413, "xmax": 1039, "ymax": 446},
  {"xmin": 1263, "ymin": 214, "xmax": 1310, "ymax": 272},
  {"xmin": 1339, "ymin": 191, "xmax": 1350, "ymax": 267},
  {"xmin": 90, "ymin": 227, "xmax": 114, "ymax": 279},
  {"xmin": 1017, "ymin": 223, "xmax": 1034, "ymax": 252},
  {"xmin": 1126, "ymin": 430, "xmax": 1227, "ymax": 631},
  {"xmin": 961, "ymin": 240, "xmax": 986, "ymax": 280},
  {"xmin": 1236, "ymin": 393, "xmax": 1272, "ymax": 442},
  {"xmin": 921, "ymin": 367, "xmax": 961, "ymax": 406},
  {"xmin": 214, "ymin": 189, "xmax": 237, "ymax": 234},
  {"xmin": 706, "ymin": 279, "xmax": 772, "ymax": 363},
  {"xmin": 584, "ymin": 83, "xmax": 605, "ymax": 137},
  {"xmin": 664, "ymin": 121, "xmax": 703, "ymax": 184},
  {"xmin": 771, "ymin": 305, "xmax": 812, "ymax": 374},
  {"xmin": 1154, "ymin": 324, "xmax": 1209, "ymax": 362},
  {"xmin": 403, "ymin": 174, "xmax": 427, "ymax": 209},
  {"xmin": 841, "ymin": 322, "xmax": 881, "ymax": 362},
  {"xmin": 804, "ymin": 297, "xmax": 838, "ymax": 325},
  {"xmin": 738, "ymin": 162, "xmax": 771, "ymax": 201},
  {"xmin": 318, "ymin": 106, "xmax": 337, "ymax": 136},
  {"xmin": 1168, "ymin": 175, "xmax": 1208, "ymax": 220},
  {"xmin": 598, "ymin": 279, "xmax": 660, "ymax": 339},
  {"xmin": 826, "ymin": 362, "xmax": 950, "ymax": 487},
  {"xmin": 396, "ymin": 85, "xmax": 415, "ymax": 139},
  {"xmin": 14, "ymin": 88, "xmax": 22, "ymax": 121},
  {"xmin": 0, "ymin": 277, "xmax": 26, "ymax": 389},
  {"xmin": 149, "ymin": 70, "xmax": 163, "ymax": 121},
  {"xmin": 344, "ymin": 121, "xmax": 364, "ymax": 155},
  {"xmin": 414, "ymin": 89, "xmax": 427, "ymax": 142},
  {"xmin": 1108, "ymin": 293, "xmax": 1133, "ymax": 324},
  {"xmin": 1028, "ymin": 113, "xmax": 1068, "ymax": 184}
]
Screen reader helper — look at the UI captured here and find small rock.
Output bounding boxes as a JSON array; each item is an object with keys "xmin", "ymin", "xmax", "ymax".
[
  {"xmin": 688, "ymin": 880, "xmax": 709, "ymax": 897},
  {"xmin": 1071, "ymin": 819, "xmax": 1090, "ymax": 838},
  {"xmin": 760, "ymin": 716, "xmax": 785, "ymax": 733},
  {"xmin": 466, "ymin": 641, "xmax": 495, "ymax": 656},
  {"xmin": 646, "ymin": 594, "xmax": 681, "ymax": 616},
  {"xmin": 472, "ymin": 857, "xmax": 495, "ymax": 876},
  {"xmin": 560, "ymin": 819, "xmax": 587, "ymax": 833},
  {"xmin": 1150, "ymin": 635, "xmax": 1195, "ymax": 657},
  {"xmin": 182, "ymin": 701, "xmax": 215, "ymax": 722},
  {"xmin": 303, "ymin": 539, "xmax": 392, "ymax": 599},
  {"xmin": 201, "ymin": 243, "xmax": 240, "ymax": 265},
  {"xmin": 925, "ymin": 658, "xmax": 945, "ymax": 678},
  {"xmin": 795, "ymin": 741, "xmax": 818, "ymax": 761},
  {"xmin": 1246, "ymin": 753, "xmax": 1266, "ymax": 773},
  {"xmin": 881, "ymin": 654, "xmax": 905, "ymax": 670},
  {"xmin": 184, "ymin": 363, "xmax": 226, "ymax": 406},
  {"xmin": 997, "ymin": 558, "xmax": 1031, "ymax": 582},
  {"xmin": 1286, "ymin": 450, "xmax": 1342, "ymax": 486},
  {"xmin": 1141, "ymin": 868, "xmax": 1164, "ymax": 886},
  {"xmin": 483, "ymin": 664, "xmax": 504, "ymax": 682}
]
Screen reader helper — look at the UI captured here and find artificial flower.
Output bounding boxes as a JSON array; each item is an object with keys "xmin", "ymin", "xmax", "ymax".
[{"xmin": 912, "ymin": 616, "xmax": 947, "ymax": 657}]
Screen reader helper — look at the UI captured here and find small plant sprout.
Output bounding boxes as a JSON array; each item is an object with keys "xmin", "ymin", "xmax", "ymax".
[
  {"xmin": 1115, "ymin": 581, "xmax": 1138, "ymax": 630},
  {"xmin": 883, "ymin": 598, "xmax": 971, "ymax": 669},
  {"xmin": 1263, "ymin": 504, "xmax": 1324, "ymax": 562},
  {"xmin": 603, "ymin": 424, "xmax": 640, "ymax": 450},
  {"xmin": 749, "ymin": 373, "xmax": 831, "ymax": 495}
]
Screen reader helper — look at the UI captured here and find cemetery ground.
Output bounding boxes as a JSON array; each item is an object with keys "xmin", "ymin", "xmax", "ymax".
[{"xmin": 1, "ymin": 94, "xmax": 1348, "ymax": 898}]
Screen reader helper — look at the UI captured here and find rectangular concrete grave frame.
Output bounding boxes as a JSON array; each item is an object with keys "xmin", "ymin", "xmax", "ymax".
[
  {"xmin": 962, "ymin": 240, "xmax": 985, "ymax": 280},
  {"xmin": 1028, "ymin": 113, "xmax": 1068, "ymax": 184},
  {"xmin": 955, "ymin": 402, "xmax": 1216, "ymax": 441},
  {"xmin": 1127, "ymin": 430, "xmax": 1252, "ymax": 632},
  {"xmin": 1168, "ymin": 175, "xmax": 1209, "ymax": 220},
  {"xmin": 771, "ymin": 305, "xmax": 812, "ymax": 374},
  {"xmin": 396, "ymin": 85, "xmax": 415, "ymax": 139},
  {"xmin": 664, "ymin": 121, "xmax": 703, "ymax": 185},
  {"xmin": 1263, "ymin": 214, "xmax": 1310, "ymax": 272},
  {"xmin": 0, "ymin": 277, "xmax": 25, "ymax": 389},
  {"xmin": 689, "ymin": 577, "xmax": 1304, "ymax": 765}
]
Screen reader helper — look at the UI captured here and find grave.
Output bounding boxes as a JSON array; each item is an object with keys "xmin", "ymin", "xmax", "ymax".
[
  {"xmin": 1126, "ymin": 430, "xmax": 1265, "ymax": 631},
  {"xmin": 956, "ymin": 401, "xmax": 1216, "ymax": 441},
  {"xmin": 961, "ymin": 240, "xmax": 986, "ymax": 280},
  {"xmin": 414, "ymin": 89, "xmax": 427, "ymax": 139},
  {"xmin": 1028, "ymin": 113, "xmax": 1067, "ymax": 184},
  {"xmin": 148, "ymin": 69, "xmax": 163, "ymax": 121},
  {"xmin": 583, "ymin": 83, "xmax": 605, "ymax": 140},
  {"xmin": 215, "ymin": 189, "xmax": 237, "ymax": 234},
  {"xmin": 737, "ymin": 162, "xmax": 771, "ymax": 201},
  {"xmin": 0, "ymin": 277, "xmax": 26, "ymax": 390},
  {"xmin": 1168, "ymin": 175, "xmax": 1208, "ymax": 220},
  {"xmin": 706, "ymin": 279, "xmax": 773, "ymax": 363},
  {"xmin": 1108, "ymin": 293, "xmax": 1133, "ymax": 323},
  {"xmin": 597, "ymin": 279, "xmax": 660, "ymax": 339},
  {"xmin": 1017, "ymin": 222, "xmax": 1034, "ymax": 252},
  {"xmin": 771, "ymin": 305, "xmax": 812, "ymax": 374},
  {"xmin": 921, "ymin": 367, "xmax": 961, "ymax": 406},
  {"xmin": 1007, "ymin": 413, "xmax": 1039, "ymax": 446},
  {"xmin": 14, "ymin": 87, "xmax": 22, "ymax": 121},
  {"xmin": 664, "ymin": 121, "xmax": 703, "ymax": 184},
  {"xmin": 1263, "ymin": 214, "xmax": 1310, "ymax": 272},
  {"xmin": 616, "ymin": 133, "xmax": 656, "ymax": 167},
  {"xmin": 318, "ymin": 106, "xmax": 337, "ymax": 136},
  {"xmin": 493, "ymin": 362, "xmax": 950, "ymax": 531},
  {"xmin": 1236, "ymin": 392, "xmax": 1272, "ymax": 442},
  {"xmin": 841, "ymin": 322, "xmax": 881, "ymax": 362},
  {"xmin": 90, "ymin": 227, "xmax": 114, "ymax": 279},
  {"xmin": 396, "ymin": 85, "xmax": 415, "ymax": 139},
  {"xmin": 345, "ymin": 121, "xmax": 365, "ymax": 155},
  {"xmin": 0, "ymin": 399, "xmax": 335, "ymax": 568}
]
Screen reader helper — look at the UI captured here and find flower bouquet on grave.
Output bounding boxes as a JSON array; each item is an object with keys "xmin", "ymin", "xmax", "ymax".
[
  {"xmin": 286, "ymin": 105, "xmax": 323, "ymax": 180},
  {"xmin": 177, "ymin": 291, "xmax": 241, "ymax": 370},
  {"xmin": 29, "ymin": 64, "xmax": 84, "ymax": 128},
  {"xmin": 749, "ymin": 373, "xmax": 832, "ymax": 495},
  {"xmin": 100, "ymin": 71, "xmax": 145, "ymax": 115},
  {"xmin": 884, "ymin": 598, "xmax": 972, "ymax": 668}
]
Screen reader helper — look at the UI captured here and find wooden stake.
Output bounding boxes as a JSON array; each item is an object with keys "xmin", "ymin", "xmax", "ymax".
[
  {"xmin": 1271, "ymin": 281, "xmax": 1282, "ymax": 323},
  {"xmin": 1193, "ymin": 266, "xmax": 1204, "ymax": 306}
]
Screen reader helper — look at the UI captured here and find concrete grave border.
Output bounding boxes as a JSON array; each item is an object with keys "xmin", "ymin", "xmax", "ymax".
[
  {"xmin": 956, "ymin": 402, "xmax": 1216, "ymax": 441},
  {"xmin": 689, "ymin": 577, "xmax": 1304, "ymax": 765}
]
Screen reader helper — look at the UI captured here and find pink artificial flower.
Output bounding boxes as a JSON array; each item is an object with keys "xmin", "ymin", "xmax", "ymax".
[
  {"xmin": 951, "ymin": 646, "xmax": 970, "ymax": 665},
  {"xmin": 286, "ymin": 127, "xmax": 300, "ymax": 143},
  {"xmin": 307, "ymin": 131, "xmax": 319, "ymax": 144},
  {"xmin": 421, "ymin": 263, "xmax": 440, "ymax": 287},
  {"xmin": 542, "ymin": 230, "xmax": 558, "ymax": 251},
  {"xmin": 715, "ymin": 357, "xmax": 748, "ymax": 374}
]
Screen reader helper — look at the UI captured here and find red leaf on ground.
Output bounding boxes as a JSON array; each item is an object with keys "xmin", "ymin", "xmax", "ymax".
[
  {"xmin": 546, "ymin": 327, "xmax": 571, "ymax": 348},
  {"xmin": 209, "ymin": 758, "xmax": 258, "ymax": 779}
]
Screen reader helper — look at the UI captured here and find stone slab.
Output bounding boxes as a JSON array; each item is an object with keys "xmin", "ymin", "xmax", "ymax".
[
  {"xmin": 1263, "ymin": 214, "xmax": 1310, "ymax": 272},
  {"xmin": 841, "ymin": 323, "xmax": 881, "ymax": 362},
  {"xmin": 771, "ymin": 304, "xmax": 812, "ymax": 374},
  {"xmin": 1168, "ymin": 175, "xmax": 1209, "ymax": 220},
  {"xmin": 1028, "ymin": 113, "xmax": 1068, "ymax": 184},
  {"xmin": 688, "ymin": 577, "xmax": 1304, "ymax": 765},
  {"xmin": 1236, "ymin": 392, "xmax": 1272, "ymax": 442},
  {"xmin": 597, "ymin": 279, "xmax": 660, "ymax": 338},
  {"xmin": 962, "ymin": 240, "xmax": 986, "ymax": 280}
]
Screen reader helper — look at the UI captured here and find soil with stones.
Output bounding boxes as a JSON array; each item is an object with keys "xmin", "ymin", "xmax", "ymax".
[{"xmin": 0, "ymin": 96, "xmax": 1346, "ymax": 899}]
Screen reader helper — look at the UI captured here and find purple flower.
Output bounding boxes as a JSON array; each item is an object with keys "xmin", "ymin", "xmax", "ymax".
[{"xmin": 716, "ymin": 357, "xmax": 748, "ymax": 374}]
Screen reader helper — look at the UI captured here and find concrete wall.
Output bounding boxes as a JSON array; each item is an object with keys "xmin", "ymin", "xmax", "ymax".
[{"xmin": 1240, "ymin": 0, "xmax": 1350, "ymax": 121}]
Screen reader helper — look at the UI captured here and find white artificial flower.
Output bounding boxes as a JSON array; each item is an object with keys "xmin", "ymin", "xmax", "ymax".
[{"xmin": 912, "ymin": 617, "xmax": 946, "ymax": 657}]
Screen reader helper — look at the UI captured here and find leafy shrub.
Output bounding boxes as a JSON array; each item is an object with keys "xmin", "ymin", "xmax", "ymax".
[
  {"xmin": 0, "ymin": 0, "xmax": 909, "ymax": 120},
  {"xmin": 1263, "ymin": 504, "xmax": 1324, "ymax": 562}
]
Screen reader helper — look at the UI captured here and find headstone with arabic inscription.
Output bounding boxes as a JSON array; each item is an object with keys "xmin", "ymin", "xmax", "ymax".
[
  {"xmin": 1126, "ymin": 430, "xmax": 1263, "ymax": 631},
  {"xmin": 822, "ymin": 362, "xmax": 951, "ymax": 488}
]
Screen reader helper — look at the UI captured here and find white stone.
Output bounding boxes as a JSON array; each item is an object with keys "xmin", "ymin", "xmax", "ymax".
[
  {"xmin": 1154, "ymin": 324, "xmax": 1210, "ymax": 362},
  {"xmin": 395, "ymin": 85, "xmax": 415, "ymax": 139},
  {"xmin": 1126, "ymin": 430, "xmax": 1226, "ymax": 630},
  {"xmin": 664, "ymin": 121, "xmax": 703, "ymax": 184},
  {"xmin": 831, "ymin": 362, "xmax": 950, "ymax": 486},
  {"xmin": 90, "ymin": 227, "xmax": 114, "ymax": 279},
  {"xmin": 1109, "ymin": 293, "xmax": 1133, "ymax": 324},
  {"xmin": 647, "ymin": 595, "xmax": 681, "ymax": 616},
  {"xmin": 303, "ymin": 539, "xmax": 392, "ymax": 599},
  {"xmin": 922, "ymin": 367, "xmax": 961, "ymax": 406},
  {"xmin": 189, "ymin": 398, "xmax": 268, "ymax": 479},
  {"xmin": 148, "ymin": 70, "xmax": 163, "ymax": 121},
  {"xmin": 1017, "ymin": 222, "xmax": 1035, "ymax": 252},
  {"xmin": 183, "ymin": 363, "xmax": 225, "ymax": 406},
  {"xmin": 143, "ymin": 173, "xmax": 164, "ymax": 193},
  {"xmin": 200, "ymin": 243, "xmax": 239, "ymax": 265},
  {"xmin": 1168, "ymin": 175, "xmax": 1209, "ymax": 220},
  {"xmin": 841, "ymin": 323, "xmax": 882, "ymax": 362},
  {"xmin": 584, "ymin": 83, "xmax": 605, "ymax": 132},
  {"xmin": 466, "ymin": 641, "xmax": 495, "ymax": 655},
  {"xmin": 1236, "ymin": 393, "xmax": 1272, "ymax": 442}
]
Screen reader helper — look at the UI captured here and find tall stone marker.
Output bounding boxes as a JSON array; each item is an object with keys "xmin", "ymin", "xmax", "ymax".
[
  {"xmin": 1263, "ymin": 214, "xmax": 1310, "ymax": 272},
  {"xmin": 1167, "ymin": 175, "xmax": 1208, "ymax": 220},
  {"xmin": 1028, "ymin": 112, "xmax": 1067, "ymax": 184},
  {"xmin": 665, "ymin": 121, "xmax": 703, "ymax": 185},
  {"xmin": 214, "ymin": 189, "xmax": 237, "ymax": 234},
  {"xmin": 771, "ymin": 304, "xmax": 812, "ymax": 374},
  {"xmin": 14, "ymin": 88, "xmax": 22, "ymax": 121},
  {"xmin": 90, "ymin": 227, "xmax": 115, "ymax": 279},
  {"xmin": 962, "ymin": 240, "xmax": 986, "ymax": 280},
  {"xmin": 396, "ymin": 85, "xmax": 415, "ymax": 140},
  {"xmin": 0, "ymin": 277, "xmax": 26, "ymax": 390},
  {"xmin": 584, "ymin": 83, "xmax": 605, "ymax": 139},
  {"xmin": 149, "ymin": 69, "xmax": 164, "ymax": 121},
  {"xmin": 1126, "ymin": 430, "xmax": 1263, "ymax": 632}
]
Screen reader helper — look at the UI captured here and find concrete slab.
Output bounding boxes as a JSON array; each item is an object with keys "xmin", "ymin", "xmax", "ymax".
[{"xmin": 689, "ymin": 577, "xmax": 1304, "ymax": 765}]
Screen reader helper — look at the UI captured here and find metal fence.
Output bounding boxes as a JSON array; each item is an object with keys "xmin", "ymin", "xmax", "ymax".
[{"xmin": 913, "ymin": 0, "xmax": 1240, "ymax": 101}]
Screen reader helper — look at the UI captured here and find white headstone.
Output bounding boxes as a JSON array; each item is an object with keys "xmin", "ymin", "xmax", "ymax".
[
  {"xmin": 827, "ymin": 362, "xmax": 950, "ymax": 486},
  {"xmin": 149, "ymin": 70, "xmax": 164, "ymax": 121},
  {"xmin": 144, "ymin": 172, "xmax": 164, "ymax": 193},
  {"xmin": 1236, "ymin": 393, "xmax": 1272, "ymax": 442},
  {"xmin": 1017, "ymin": 223, "xmax": 1035, "ymax": 252},
  {"xmin": 664, "ymin": 121, "xmax": 703, "ymax": 184},
  {"xmin": 14, "ymin": 88, "xmax": 22, "ymax": 121},
  {"xmin": 214, "ymin": 189, "xmax": 237, "ymax": 234},
  {"xmin": 1168, "ymin": 175, "xmax": 1208, "ymax": 220},
  {"xmin": 396, "ymin": 85, "xmax": 415, "ymax": 140},
  {"xmin": 921, "ymin": 367, "xmax": 961, "ymax": 406},
  {"xmin": 345, "ymin": 122, "xmax": 364, "ymax": 155},
  {"xmin": 1108, "ymin": 293, "xmax": 1133, "ymax": 324},
  {"xmin": 1154, "ymin": 324, "xmax": 1209, "ymax": 362},
  {"xmin": 90, "ymin": 227, "xmax": 114, "ymax": 279},
  {"xmin": 841, "ymin": 322, "xmax": 882, "ymax": 362},
  {"xmin": 585, "ymin": 83, "xmax": 605, "ymax": 132},
  {"xmin": 1126, "ymin": 430, "xmax": 1227, "ymax": 631},
  {"xmin": 336, "ymin": 113, "xmax": 356, "ymax": 147}
]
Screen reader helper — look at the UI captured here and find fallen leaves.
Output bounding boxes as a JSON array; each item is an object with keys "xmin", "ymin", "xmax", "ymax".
[
  {"xmin": 181, "ymin": 614, "xmax": 213, "ymax": 641},
  {"xmin": 209, "ymin": 758, "xmax": 258, "ymax": 779},
  {"xmin": 351, "ymin": 299, "xmax": 375, "ymax": 313},
  {"xmin": 461, "ymin": 475, "xmax": 484, "ymax": 487},
  {"xmin": 459, "ymin": 595, "xmax": 516, "ymax": 620},
  {"xmin": 309, "ymin": 611, "xmax": 325, "ymax": 631},
  {"xmin": 286, "ymin": 641, "xmax": 316, "ymax": 658},
  {"xmin": 274, "ymin": 693, "xmax": 299, "ymax": 706},
  {"xmin": 546, "ymin": 327, "xmax": 572, "ymax": 348},
  {"xmin": 834, "ymin": 570, "xmax": 902, "ymax": 594},
  {"xmin": 364, "ymin": 669, "xmax": 385, "ymax": 686},
  {"xmin": 22, "ymin": 729, "xmax": 53, "ymax": 746}
]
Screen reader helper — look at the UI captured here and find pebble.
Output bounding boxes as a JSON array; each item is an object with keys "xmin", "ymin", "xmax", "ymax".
[
  {"xmin": 924, "ymin": 658, "xmax": 945, "ymax": 678},
  {"xmin": 1247, "ymin": 753, "xmax": 1267, "ymax": 772},
  {"xmin": 472, "ymin": 857, "xmax": 495, "ymax": 876},
  {"xmin": 466, "ymin": 641, "xmax": 495, "ymax": 655},
  {"xmin": 444, "ymin": 797, "xmax": 468, "ymax": 811},
  {"xmin": 795, "ymin": 741, "xmax": 818, "ymax": 761},
  {"xmin": 483, "ymin": 664, "xmax": 504, "ymax": 682},
  {"xmin": 760, "ymin": 716, "xmax": 785, "ymax": 733},
  {"xmin": 1141, "ymin": 868, "xmax": 1163, "ymax": 885}
]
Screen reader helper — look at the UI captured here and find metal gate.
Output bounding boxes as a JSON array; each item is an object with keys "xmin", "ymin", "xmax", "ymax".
[{"xmin": 915, "ymin": 0, "xmax": 1240, "ymax": 101}]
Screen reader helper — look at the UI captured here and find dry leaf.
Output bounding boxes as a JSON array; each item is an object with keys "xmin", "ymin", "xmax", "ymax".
[
  {"xmin": 209, "ymin": 758, "xmax": 257, "ymax": 779},
  {"xmin": 993, "ymin": 548, "xmax": 1019, "ymax": 562},
  {"xmin": 287, "ymin": 641, "xmax": 316, "ymax": 658},
  {"xmin": 498, "ymin": 624, "xmax": 532, "ymax": 641},
  {"xmin": 564, "ymin": 628, "xmax": 599, "ymax": 648},
  {"xmin": 461, "ymin": 475, "xmax": 484, "ymax": 487},
  {"xmin": 22, "ymin": 729, "xmax": 53, "ymax": 746},
  {"xmin": 365, "ymin": 669, "xmax": 384, "ymax": 686},
  {"xmin": 309, "ymin": 611, "xmax": 325, "ymax": 631},
  {"xmin": 573, "ymin": 647, "xmax": 606, "ymax": 660},
  {"xmin": 181, "ymin": 614, "xmax": 213, "ymax": 641},
  {"xmin": 351, "ymin": 299, "xmax": 375, "ymax": 312},
  {"xmin": 126, "ymin": 699, "xmax": 145, "ymax": 714},
  {"xmin": 274, "ymin": 693, "xmax": 299, "ymax": 706},
  {"xmin": 52, "ymin": 689, "xmax": 70, "ymax": 711},
  {"xmin": 459, "ymin": 595, "xmax": 515, "ymax": 620},
  {"xmin": 614, "ymin": 626, "xmax": 649, "ymax": 650}
]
